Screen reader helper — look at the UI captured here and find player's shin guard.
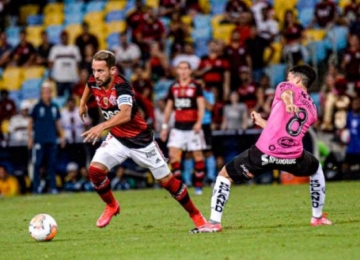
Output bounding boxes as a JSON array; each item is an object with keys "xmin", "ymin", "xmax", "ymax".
[
  {"xmin": 310, "ymin": 163, "xmax": 326, "ymax": 218},
  {"xmin": 194, "ymin": 160, "xmax": 205, "ymax": 188},
  {"xmin": 171, "ymin": 161, "xmax": 181, "ymax": 180},
  {"xmin": 89, "ymin": 166, "xmax": 117, "ymax": 207},
  {"xmin": 210, "ymin": 175, "xmax": 231, "ymax": 223},
  {"xmin": 161, "ymin": 174, "xmax": 200, "ymax": 216}
]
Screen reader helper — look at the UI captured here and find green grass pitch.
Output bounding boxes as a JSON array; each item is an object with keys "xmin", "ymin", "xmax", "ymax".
[{"xmin": 1, "ymin": 182, "xmax": 360, "ymax": 260}]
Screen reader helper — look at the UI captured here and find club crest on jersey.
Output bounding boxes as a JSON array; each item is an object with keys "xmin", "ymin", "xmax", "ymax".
[
  {"xmin": 109, "ymin": 95, "xmax": 116, "ymax": 106},
  {"xmin": 103, "ymin": 97, "xmax": 109, "ymax": 106},
  {"xmin": 186, "ymin": 88, "xmax": 195, "ymax": 96}
]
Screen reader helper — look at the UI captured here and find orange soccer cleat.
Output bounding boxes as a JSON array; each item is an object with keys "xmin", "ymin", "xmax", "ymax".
[
  {"xmin": 96, "ymin": 203, "xmax": 120, "ymax": 228},
  {"xmin": 311, "ymin": 213, "xmax": 333, "ymax": 226}
]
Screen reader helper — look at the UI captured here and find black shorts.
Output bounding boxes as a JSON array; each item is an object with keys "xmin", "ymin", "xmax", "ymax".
[
  {"xmin": 225, "ymin": 145, "xmax": 319, "ymax": 183},
  {"xmin": 202, "ymin": 124, "xmax": 212, "ymax": 150}
]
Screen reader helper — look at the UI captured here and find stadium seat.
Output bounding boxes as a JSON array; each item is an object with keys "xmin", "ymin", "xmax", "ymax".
[
  {"xmin": 44, "ymin": 13, "xmax": 64, "ymax": 26},
  {"xmin": 193, "ymin": 15, "xmax": 211, "ymax": 29},
  {"xmin": 46, "ymin": 25, "xmax": 64, "ymax": 45},
  {"xmin": 44, "ymin": 3, "xmax": 64, "ymax": 14},
  {"xmin": 52, "ymin": 96, "xmax": 67, "ymax": 108},
  {"xmin": 1, "ymin": 119, "xmax": 10, "ymax": 136},
  {"xmin": 296, "ymin": 0, "xmax": 318, "ymax": 10},
  {"xmin": 85, "ymin": 1, "xmax": 106, "ymax": 13},
  {"xmin": 19, "ymin": 4, "xmax": 40, "ymax": 25},
  {"xmin": 8, "ymin": 90, "xmax": 21, "ymax": 107},
  {"xmin": 26, "ymin": 15, "xmax": 43, "ymax": 26},
  {"xmin": 2, "ymin": 67, "xmax": 24, "ymax": 91},
  {"xmin": 211, "ymin": 15, "xmax": 224, "ymax": 27},
  {"xmin": 159, "ymin": 17, "xmax": 170, "ymax": 32},
  {"xmin": 64, "ymin": 13, "xmax": 84, "ymax": 26},
  {"xmin": 106, "ymin": 21, "xmax": 127, "ymax": 34},
  {"xmin": 191, "ymin": 27, "xmax": 212, "ymax": 41},
  {"xmin": 64, "ymin": 2, "xmax": 84, "ymax": 14},
  {"xmin": 210, "ymin": 0, "xmax": 227, "ymax": 15},
  {"xmin": 23, "ymin": 66, "xmax": 45, "ymax": 80},
  {"xmin": 265, "ymin": 63, "xmax": 287, "ymax": 87},
  {"xmin": 106, "ymin": 10, "xmax": 126, "ymax": 22},
  {"xmin": 195, "ymin": 40, "xmax": 209, "ymax": 58},
  {"xmin": 264, "ymin": 42, "xmax": 282, "ymax": 65},
  {"xmin": 181, "ymin": 15, "xmax": 193, "ymax": 27},
  {"xmin": 107, "ymin": 33, "xmax": 121, "ymax": 50},
  {"xmin": 299, "ymin": 8, "xmax": 315, "ymax": 28},
  {"xmin": 84, "ymin": 11, "xmax": 105, "ymax": 26},
  {"xmin": 154, "ymin": 79, "xmax": 173, "ymax": 101},
  {"xmin": 65, "ymin": 24, "xmax": 83, "ymax": 44},
  {"xmin": 20, "ymin": 79, "xmax": 42, "ymax": 100},
  {"xmin": 212, "ymin": 24, "xmax": 235, "ymax": 43},
  {"xmin": 308, "ymin": 40, "xmax": 327, "ymax": 63},
  {"xmin": 199, "ymin": 0, "xmax": 211, "ymax": 14},
  {"xmin": 105, "ymin": 1, "xmax": 127, "ymax": 12},
  {"xmin": 5, "ymin": 26, "xmax": 21, "ymax": 47},
  {"xmin": 305, "ymin": 29, "xmax": 327, "ymax": 41},
  {"xmin": 146, "ymin": 0, "xmax": 159, "ymax": 8},
  {"xmin": 0, "ymin": 68, "xmax": 3, "ymax": 78},
  {"xmin": 26, "ymin": 25, "xmax": 43, "ymax": 38},
  {"xmin": 325, "ymin": 26, "xmax": 349, "ymax": 51}
]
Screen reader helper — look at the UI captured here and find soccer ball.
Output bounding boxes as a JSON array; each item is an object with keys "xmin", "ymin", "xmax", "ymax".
[{"xmin": 29, "ymin": 214, "xmax": 58, "ymax": 241}]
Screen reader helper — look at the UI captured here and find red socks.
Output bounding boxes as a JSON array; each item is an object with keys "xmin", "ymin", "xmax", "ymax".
[
  {"xmin": 89, "ymin": 166, "xmax": 117, "ymax": 207},
  {"xmin": 171, "ymin": 161, "xmax": 181, "ymax": 179},
  {"xmin": 194, "ymin": 160, "xmax": 205, "ymax": 188},
  {"xmin": 161, "ymin": 174, "xmax": 200, "ymax": 216}
]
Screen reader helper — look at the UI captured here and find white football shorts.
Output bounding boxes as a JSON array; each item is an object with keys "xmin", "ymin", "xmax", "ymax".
[{"xmin": 167, "ymin": 128, "xmax": 206, "ymax": 151}]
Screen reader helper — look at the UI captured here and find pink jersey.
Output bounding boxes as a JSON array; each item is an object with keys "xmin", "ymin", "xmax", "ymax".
[{"xmin": 256, "ymin": 82, "xmax": 317, "ymax": 158}]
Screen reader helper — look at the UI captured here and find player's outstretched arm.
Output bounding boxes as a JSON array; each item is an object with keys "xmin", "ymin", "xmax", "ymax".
[
  {"xmin": 251, "ymin": 111, "xmax": 267, "ymax": 129},
  {"xmin": 160, "ymin": 99, "xmax": 174, "ymax": 142},
  {"xmin": 281, "ymin": 89, "xmax": 299, "ymax": 114},
  {"xmin": 82, "ymin": 104, "xmax": 132, "ymax": 145},
  {"xmin": 79, "ymin": 84, "xmax": 92, "ymax": 122}
]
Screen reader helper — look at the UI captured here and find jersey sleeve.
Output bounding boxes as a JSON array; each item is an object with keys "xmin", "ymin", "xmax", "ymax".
[
  {"xmin": 196, "ymin": 83, "xmax": 203, "ymax": 97},
  {"xmin": 166, "ymin": 86, "xmax": 174, "ymax": 101},
  {"xmin": 115, "ymin": 82, "xmax": 134, "ymax": 107},
  {"xmin": 29, "ymin": 104, "xmax": 37, "ymax": 120},
  {"xmin": 55, "ymin": 105, "xmax": 61, "ymax": 120},
  {"xmin": 275, "ymin": 82, "xmax": 298, "ymax": 100}
]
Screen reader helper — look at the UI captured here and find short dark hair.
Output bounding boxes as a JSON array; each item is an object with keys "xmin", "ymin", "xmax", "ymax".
[
  {"xmin": 289, "ymin": 65, "xmax": 317, "ymax": 89},
  {"xmin": 93, "ymin": 50, "xmax": 116, "ymax": 68}
]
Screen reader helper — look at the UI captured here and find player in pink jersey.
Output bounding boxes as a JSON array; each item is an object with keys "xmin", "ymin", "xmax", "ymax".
[{"xmin": 191, "ymin": 65, "xmax": 332, "ymax": 233}]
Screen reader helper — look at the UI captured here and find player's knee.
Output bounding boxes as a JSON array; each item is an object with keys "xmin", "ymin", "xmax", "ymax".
[
  {"xmin": 168, "ymin": 148, "xmax": 180, "ymax": 162},
  {"xmin": 219, "ymin": 166, "xmax": 233, "ymax": 182},
  {"xmin": 157, "ymin": 173, "xmax": 172, "ymax": 185},
  {"xmin": 192, "ymin": 150, "xmax": 204, "ymax": 161},
  {"xmin": 88, "ymin": 163, "xmax": 108, "ymax": 184}
]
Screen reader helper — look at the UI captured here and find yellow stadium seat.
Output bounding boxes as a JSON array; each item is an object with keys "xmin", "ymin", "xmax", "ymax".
[
  {"xmin": 181, "ymin": 15, "xmax": 193, "ymax": 26},
  {"xmin": 243, "ymin": 0, "xmax": 252, "ymax": 7},
  {"xmin": 20, "ymin": 4, "xmax": 40, "ymax": 24},
  {"xmin": 305, "ymin": 29, "xmax": 327, "ymax": 41},
  {"xmin": 213, "ymin": 24, "xmax": 235, "ymax": 43},
  {"xmin": 44, "ymin": 13, "xmax": 64, "ymax": 26},
  {"xmin": 105, "ymin": 1, "xmax": 127, "ymax": 12},
  {"xmin": 211, "ymin": 15, "xmax": 224, "ymax": 27},
  {"xmin": 26, "ymin": 26, "xmax": 44, "ymax": 47},
  {"xmin": 99, "ymin": 39, "xmax": 107, "ymax": 50},
  {"xmin": 199, "ymin": 0, "xmax": 210, "ymax": 14},
  {"xmin": 44, "ymin": 3, "xmax": 64, "ymax": 14},
  {"xmin": 264, "ymin": 42, "xmax": 282, "ymax": 65},
  {"xmin": 23, "ymin": 66, "xmax": 45, "ymax": 80},
  {"xmin": 339, "ymin": 0, "xmax": 351, "ymax": 9},
  {"xmin": 146, "ymin": 0, "xmax": 159, "ymax": 8},
  {"xmin": 66, "ymin": 24, "xmax": 83, "ymax": 44},
  {"xmin": 106, "ymin": 21, "xmax": 126, "ymax": 34},
  {"xmin": 2, "ymin": 67, "xmax": 24, "ymax": 91},
  {"xmin": 84, "ymin": 11, "xmax": 105, "ymax": 26},
  {"xmin": 1, "ymin": 119, "xmax": 10, "ymax": 135}
]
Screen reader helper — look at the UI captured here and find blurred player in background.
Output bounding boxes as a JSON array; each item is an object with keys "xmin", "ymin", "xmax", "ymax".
[
  {"xmin": 160, "ymin": 61, "xmax": 206, "ymax": 195},
  {"xmin": 192, "ymin": 65, "xmax": 332, "ymax": 233},
  {"xmin": 79, "ymin": 50, "xmax": 206, "ymax": 229}
]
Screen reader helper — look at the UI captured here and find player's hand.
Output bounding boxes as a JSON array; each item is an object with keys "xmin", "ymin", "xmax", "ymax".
[
  {"xmin": 160, "ymin": 129, "xmax": 168, "ymax": 142},
  {"xmin": 79, "ymin": 104, "xmax": 88, "ymax": 122},
  {"xmin": 285, "ymin": 104, "xmax": 299, "ymax": 114},
  {"xmin": 193, "ymin": 122, "xmax": 202, "ymax": 133},
  {"xmin": 81, "ymin": 124, "xmax": 105, "ymax": 145},
  {"xmin": 59, "ymin": 137, "xmax": 66, "ymax": 149},
  {"xmin": 250, "ymin": 111, "xmax": 262, "ymax": 126}
]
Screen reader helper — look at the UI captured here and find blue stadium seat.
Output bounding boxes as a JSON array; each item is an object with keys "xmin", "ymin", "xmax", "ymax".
[
  {"xmin": 64, "ymin": 0, "xmax": 78, "ymax": 3},
  {"xmin": 193, "ymin": 15, "xmax": 211, "ymax": 29},
  {"xmin": 210, "ymin": 0, "xmax": 226, "ymax": 15},
  {"xmin": 297, "ymin": 0, "xmax": 318, "ymax": 10},
  {"xmin": 107, "ymin": 33, "xmax": 121, "ymax": 50},
  {"xmin": 65, "ymin": 13, "xmax": 84, "ymax": 25},
  {"xmin": 0, "ymin": 68, "xmax": 3, "ymax": 78},
  {"xmin": 27, "ymin": 15, "xmax": 43, "ymax": 26},
  {"xmin": 159, "ymin": 17, "xmax": 170, "ymax": 33},
  {"xmin": 20, "ymin": 79, "xmax": 42, "ymax": 100},
  {"xmin": 46, "ymin": 25, "xmax": 64, "ymax": 45},
  {"xmin": 64, "ymin": 2, "xmax": 84, "ymax": 14},
  {"xmin": 106, "ymin": 10, "xmax": 126, "ymax": 22},
  {"xmin": 325, "ymin": 26, "xmax": 349, "ymax": 51},
  {"xmin": 5, "ymin": 26, "xmax": 21, "ymax": 47},
  {"xmin": 52, "ymin": 96, "xmax": 67, "ymax": 108},
  {"xmin": 265, "ymin": 63, "xmax": 287, "ymax": 87},
  {"xmin": 85, "ymin": 1, "xmax": 106, "ymax": 13},
  {"xmin": 310, "ymin": 92, "xmax": 320, "ymax": 110},
  {"xmin": 195, "ymin": 40, "xmax": 209, "ymax": 58},
  {"xmin": 308, "ymin": 40, "xmax": 326, "ymax": 63},
  {"xmin": 299, "ymin": 8, "xmax": 315, "ymax": 28},
  {"xmin": 191, "ymin": 27, "xmax": 212, "ymax": 41},
  {"xmin": 8, "ymin": 90, "xmax": 21, "ymax": 107},
  {"xmin": 154, "ymin": 79, "xmax": 173, "ymax": 101},
  {"xmin": 124, "ymin": 0, "xmax": 136, "ymax": 13}
]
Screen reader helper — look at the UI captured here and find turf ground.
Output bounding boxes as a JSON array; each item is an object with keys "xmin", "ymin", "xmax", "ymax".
[{"xmin": 1, "ymin": 182, "xmax": 359, "ymax": 260}]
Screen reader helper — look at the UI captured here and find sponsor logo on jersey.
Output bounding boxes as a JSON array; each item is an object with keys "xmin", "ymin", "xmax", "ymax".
[
  {"xmin": 277, "ymin": 137, "xmax": 299, "ymax": 148},
  {"xmin": 261, "ymin": 154, "xmax": 296, "ymax": 165},
  {"xmin": 102, "ymin": 110, "xmax": 119, "ymax": 120},
  {"xmin": 240, "ymin": 164, "xmax": 254, "ymax": 179}
]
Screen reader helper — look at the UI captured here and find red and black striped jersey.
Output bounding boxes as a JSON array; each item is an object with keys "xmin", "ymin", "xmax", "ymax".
[
  {"xmin": 167, "ymin": 79, "xmax": 203, "ymax": 130},
  {"xmin": 87, "ymin": 74, "xmax": 153, "ymax": 148}
]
